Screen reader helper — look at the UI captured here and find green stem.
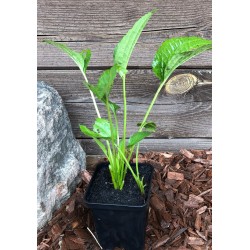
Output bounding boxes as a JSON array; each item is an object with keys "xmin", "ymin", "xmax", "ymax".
[
  {"xmin": 122, "ymin": 75, "xmax": 128, "ymax": 182},
  {"xmin": 135, "ymin": 143, "xmax": 140, "ymax": 177},
  {"xmin": 127, "ymin": 71, "xmax": 174, "ymax": 161},
  {"xmin": 107, "ymin": 141, "xmax": 118, "ymax": 189},
  {"xmin": 116, "ymin": 145, "xmax": 144, "ymax": 194},
  {"xmin": 105, "ymin": 105, "xmax": 120, "ymax": 189},
  {"xmin": 81, "ymin": 69, "xmax": 101, "ymax": 118},
  {"xmin": 106, "ymin": 98, "xmax": 116, "ymax": 155},
  {"xmin": 113, "ymin": 111, "xmax": 120, "ymax": 146},
  {"xmin": 122, "ymin": 75, "xmax": 127, "ymax": 153},
  {"xmin": 139, "ymin": 77, "xmax": 169, "ymax": 132}
]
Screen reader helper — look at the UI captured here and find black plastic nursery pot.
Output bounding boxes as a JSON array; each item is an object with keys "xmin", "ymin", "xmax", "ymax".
[{"xmin": 84, "ymin": 162, "xmax": 154, "ymax": 250}]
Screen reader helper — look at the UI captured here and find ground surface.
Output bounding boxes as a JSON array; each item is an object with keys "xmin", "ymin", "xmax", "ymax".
[{"xmin": 37, "ymin": 149, "xmax": 212, "ymax": 250}]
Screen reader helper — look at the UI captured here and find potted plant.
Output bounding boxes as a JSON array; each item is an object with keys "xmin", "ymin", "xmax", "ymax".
[{"xmin": 44, "ymin": 10, "xmax": 212, "ymax": 250}]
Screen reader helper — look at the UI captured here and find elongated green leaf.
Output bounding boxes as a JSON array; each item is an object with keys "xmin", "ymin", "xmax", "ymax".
[
  {"xmin": 86, "ymin": 66, "xmax": 117, "ymax": 99},
  {"xmin": 113, "ymin": 11, "xmax": 154, "ymax": 75},
  {"xmin": 80, "ymin": 118, "xmax": 114, "ymax": 139},
  {"xmin": 152, "ymin": 37, "xmax": 212, "ymax": 82},
  {"xmin": 44, "ymin": 40, "xmax": 91, "ymax": 74},
  {"xmin": 97, "ymin": 66, "xmax": 117, "ymax": 98},
  {"xmin": 84, "ymin": 82, "xmax": 102, "ymax": 99},
  {"xmin": 84, "ymin": 66, "xmax": 120, "ymax": 114},
  {"xmin": 137, "ymin": 121, "xmax": 156, "ymax": 132},
  {"xmin": 93, "ymin": 118, "xmax": 116, "ymax": 139},
  {"xmin": 79, "ymin": 124, "xmax": 108, "ymax": 156},
  {"xmin": 127, "ymin": 131, "xmax": 151, "ymax": 147},
  {"xmin": 85, "ymin": 83, "xmax": 120, "ymax": 114},
  {"xmin": 79, "ymin": 125, "xmax": 100, "ymax": 138},
  {"xmin": 81, "ymin": 49, "xmax": 91, "ymax": 72}
]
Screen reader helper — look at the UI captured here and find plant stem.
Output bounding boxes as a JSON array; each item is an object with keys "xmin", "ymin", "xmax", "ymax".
[
  {"xmin": 116, "ymin": 145, "xmax": 144, "ymax": 194},
  {"xmin": 107, "ymin": 142, "xmax": 118, "ymax": 189},
  {"xmin": 113, "ymin": 111, "xmax": 120, "ymax": 146},
  {"xmin": 139, "ymin": 77, "xmax": 168, "ymax": 132},
  {"xmin": 122, "ymin": 75, "xmax": 127, "ymax": 153},
  {"xmin": 128, "ymin": 71, "xmax": 174, "ymax": 161},
  {"xmin": 81, "ymin": 69, "xmax": 101, "ymax": 118},
  {"xmin": 135, "ymin": 143, "xmax": 140, "ymax": 177},
  {"xmin": 106, "ymin": 98, "xmax": 116, "ymax": 155},
  {"xmin": 81, "ymin": 70, "xmax": 123, "ymax": 189},
  {"xmin": 121, "ymin": 75, "xmax": 128, "ymax": 184}
]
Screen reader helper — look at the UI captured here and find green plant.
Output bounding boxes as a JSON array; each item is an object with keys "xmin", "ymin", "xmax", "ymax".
[{"xmin": 44, "ymin": 10, "xmax": 212, "ymax": 194}]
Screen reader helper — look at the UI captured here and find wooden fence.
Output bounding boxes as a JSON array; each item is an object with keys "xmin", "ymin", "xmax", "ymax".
[{"xmin": 37, "ymin": 0, "xmax": 212, "ymax": 165}]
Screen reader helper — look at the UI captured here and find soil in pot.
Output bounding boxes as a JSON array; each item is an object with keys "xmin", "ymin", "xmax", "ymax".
[{"xmin": 86, "ymin": 162, "xmax": 153, "ymax": 206}]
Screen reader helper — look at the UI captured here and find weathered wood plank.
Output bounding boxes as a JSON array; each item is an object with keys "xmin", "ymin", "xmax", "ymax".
[
  {"xmin": 81, "ymin": 138, "xmax": 212, "ymax": 156},
  {"xmin": 64, "ymin": 102, "xmax": 211, "ymax": 138},
  {"xmin": 86, "ymin": 155, "xmax": 106, "ymax": 170},
  {"xmin": 38, "ymin": 69, "xmax": 212, "ymax": 104},
  {"xmin": 38, "ymin": 0, "xmax": 211, "ymax": 37},
  {"xmin": 38, "ymin": 0, "xmax": 211, "ymax": 67},
  {"xmin": 38, "ymin": 40, "xmax": 211, "ymax": 68}
]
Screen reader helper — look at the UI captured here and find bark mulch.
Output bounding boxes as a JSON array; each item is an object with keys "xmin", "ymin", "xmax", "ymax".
[{"xmin": 37, "ymin": 149, "xmax": 212, "ymax": 250}]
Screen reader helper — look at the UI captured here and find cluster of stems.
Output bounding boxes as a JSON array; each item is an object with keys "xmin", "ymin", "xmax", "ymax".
[{"xmin": 81, "ymin": 68, "xmax": 173, "ymax": 194}]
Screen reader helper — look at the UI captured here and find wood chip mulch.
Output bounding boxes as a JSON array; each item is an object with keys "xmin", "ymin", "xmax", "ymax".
[{"xmin": 37, "ymin": 149, "xmax": 212, "ymax": 250}]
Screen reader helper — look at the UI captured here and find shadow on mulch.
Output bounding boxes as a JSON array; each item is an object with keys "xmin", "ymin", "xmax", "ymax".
[{"xmin": 37, "ymin": 149, "xmax": 212, "ymax": 250}]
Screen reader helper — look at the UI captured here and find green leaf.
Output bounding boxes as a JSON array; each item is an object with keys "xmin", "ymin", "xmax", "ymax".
[
  {"xmin": 79, "ymin": 125, "xmax": 108, "ymax": 156},
  {"xmin": 127, "ymin": 131, "xmax": 151, "ymax": 147},
  {"xmin": 80, "ymin": 49, "xmax": 91, "ymax": 73},
  {"xmin": 108, "ymin": 101, "xmax": 120, "ymax": 114},
  {"xmin": 85, "ymin": 84, "xmax": 120, "ymax": 114},
  {"xmin": 85, "ymin": 66, "xmax": 117, "ymax": 102},
  {"xmin": 44, "ymin": 40, "xmax": 91, "ymax": 74},
  {"xmin": 152, "ymin": 37, "xmax": 212, "ymax": 82},
  {"xmin": 93, "ymin": 118, "xmax": 115, "ymax": 139},
  {"xmin": 88, "ymin": 66, "xmax": 117, "ymax": 99},
  {"xmin": 84, "ymin": 82, "xmax": 101, "ymax": 99},
  {"xmin": 137, "ymin": 121, "xmax": 156, "ymax": 132},
  {"xmin": 113, "ymin": 11, "xmax": 154, "ymax": 75},
  {"xmin": 98, "ymin": 66, "xmax": 117, "ymax": 96},
  {"xmin": 79, "ymin": 125, "xmax": 100, "ymax": 138},
  {"xmin": 84, "ymin": 66, "xmax": 120, "ymax": 114},
  {"xmin": 80, "ymin": 118, "xmax": 115, "ymax": 139}
]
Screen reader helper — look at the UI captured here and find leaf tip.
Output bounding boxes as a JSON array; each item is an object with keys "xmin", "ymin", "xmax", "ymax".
[
  {"xmin": 151, "ymin": 8, "xmax": 158, "ymax": 14},
  {"xmin": 43, "ymin": 39, "xmax": 52, "ymax": 44}
]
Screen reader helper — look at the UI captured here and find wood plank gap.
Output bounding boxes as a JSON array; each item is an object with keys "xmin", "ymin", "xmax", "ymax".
[
  {"xmin": 142, "ymin": 26, "xmax": 200, "ymax": 33},
  {"xmin": 37, "ymin": 66, "xmax": 212, "ymax": 71},
  {"xmin": 63, "ymin": 99, "xmax": 212, "ymax": 105},
  {"xmin": 80, "ymin": 138, "xmax": 212, "ymax": 155},
  {"xmin": 77, "ymin": 136, "xmax": 212, "ymax": 140}
]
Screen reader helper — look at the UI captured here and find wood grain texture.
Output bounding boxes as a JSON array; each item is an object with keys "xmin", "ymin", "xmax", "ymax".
[
  {"xmin": 37, "ymin": 0, "xmax": 212, "ymax": 151},
  {"xmin": 38, "ymin": 0, "xmax": 211, "ymax": 67},
  {"xmin": 38, "ymin": 40, "xmax": 211, "ymax": 68},
  {"xmin": 38, "ymin": 0, "xmax": 211, "ymax": 36},
  {"xmin": 38, "ymin": 69, "xmax": 212, "ymax": 104},
  {"xmin": 81, "ymin": 138, "xmax": 212, "ymax": 155},
  {"xmin": 64, "ymin": 101, "xmax": 211, "ymax": 138},
  {"xmin": 86, "ymin": 155, "xmax": 107, "ymax": 170}
]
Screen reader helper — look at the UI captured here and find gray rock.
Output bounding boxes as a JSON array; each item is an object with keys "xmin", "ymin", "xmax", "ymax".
[{"xmin": 37, "ymin": 81, "xmax": 86, "ymax": 230}]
